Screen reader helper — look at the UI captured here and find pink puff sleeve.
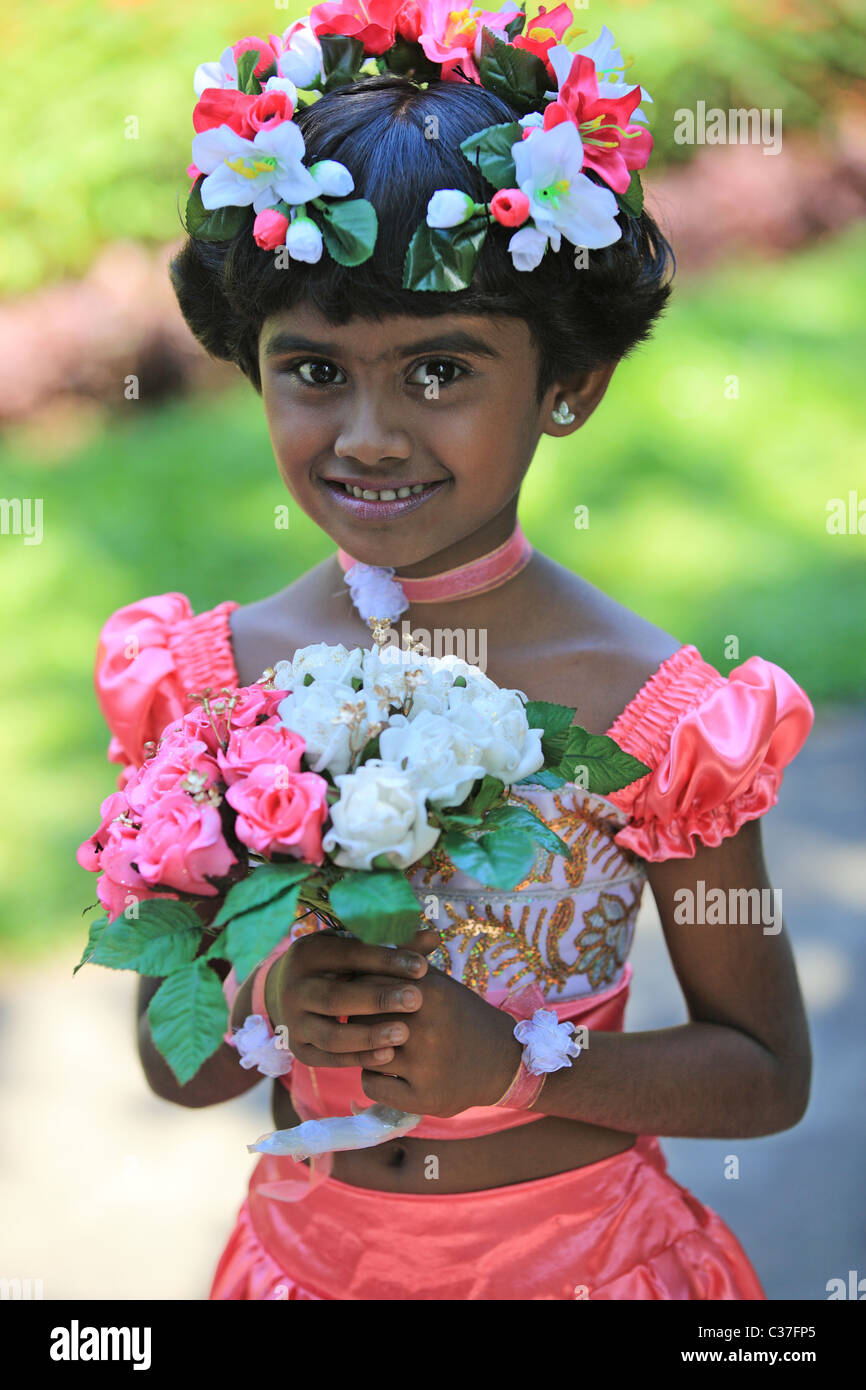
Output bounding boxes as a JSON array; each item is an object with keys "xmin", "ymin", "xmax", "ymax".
[
  {"xmin": 93, "ymin": 592, "xmax": 239, "ymax": 790},
  {"xmin": 604, "ymin": 645, "xmax": 815, "ymax": 862}
]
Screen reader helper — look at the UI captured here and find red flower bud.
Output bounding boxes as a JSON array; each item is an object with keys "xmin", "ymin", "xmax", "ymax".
[
  {"xmin": 490, "ymin": 189, "xmax": 531, "ymax": 228},
  {"xmin": 253, "ymin": 209, "xmax": 290, "ymax": 250}
]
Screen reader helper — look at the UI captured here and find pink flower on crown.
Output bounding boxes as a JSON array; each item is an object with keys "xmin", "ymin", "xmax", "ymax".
[
  {"xmin": 512, "ymin": 3, "xmax": 577, "ymax": 82},
  {"xmin": 416, "ymin": 1, "xmax": 521, "ymax": 82},
  {"xmin": 542, "ymin": 53, "xmax": 652, "ymax": 194},
  {"xmin": 193, "ymin": 88, "xmax": 295, "ymax": 140},
  {"xmin": 307, "ymin": 0, "xmax": 401, "ymax": 56},
  {"xmin": 193, "ymin": 37, "xmax": 276, "ymax": 97}
]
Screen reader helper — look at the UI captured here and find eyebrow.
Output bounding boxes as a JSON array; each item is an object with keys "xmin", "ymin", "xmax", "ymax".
[{"xmin": 263, "ymin": 329, "xmax": 501, "ymax": 362}]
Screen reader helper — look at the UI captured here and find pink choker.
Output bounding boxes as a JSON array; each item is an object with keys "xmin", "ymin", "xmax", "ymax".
[{"xmin": 336, "ymin": 520, "xmax": 533, "ymax": 622}]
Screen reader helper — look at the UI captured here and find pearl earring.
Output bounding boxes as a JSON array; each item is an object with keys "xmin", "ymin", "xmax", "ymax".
[{"xmin": 551, "ymin": 400, "xmax": 575, "ymax": 425}]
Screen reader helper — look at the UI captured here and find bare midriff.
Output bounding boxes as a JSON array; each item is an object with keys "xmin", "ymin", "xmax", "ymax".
[{"xmin": 271, "ymin": 1081, "xmax": 638, "ymax": 1194}]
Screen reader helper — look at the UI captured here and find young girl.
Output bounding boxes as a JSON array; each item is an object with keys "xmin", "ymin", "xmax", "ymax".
[{"xmin": 91, "ymin": 8, "xmax": 814, "ymax": 1300}]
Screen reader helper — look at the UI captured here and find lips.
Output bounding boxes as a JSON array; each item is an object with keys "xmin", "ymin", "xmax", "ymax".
[{"xmin": 319, "ymin": 476, "xmax": 448, "ymax": 519}]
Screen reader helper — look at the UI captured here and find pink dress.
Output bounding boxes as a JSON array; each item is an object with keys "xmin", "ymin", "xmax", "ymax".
[{"xmin": 92, "ymin": 591, "xmax": 814, "ymax": 1300}]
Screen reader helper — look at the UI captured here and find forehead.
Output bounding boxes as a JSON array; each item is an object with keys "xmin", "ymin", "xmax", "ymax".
[{"xmin": 260, "ymin": 304, "xmax": 533, "ymax": 363}]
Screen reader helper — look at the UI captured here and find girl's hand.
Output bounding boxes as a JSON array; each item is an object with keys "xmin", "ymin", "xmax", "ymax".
[
  {"xmin": 267, "ymin": 926, "xmax": 438, "ymax": 1071},
  {"xmin": 360, "ymin": 933, "xmax": 525, "ymax": 1118}
]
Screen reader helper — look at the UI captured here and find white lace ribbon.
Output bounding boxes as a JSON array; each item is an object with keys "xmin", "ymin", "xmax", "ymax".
[{"xmin": 247, "ymin": 1103, "xmax": 422, "ymax": 1161}]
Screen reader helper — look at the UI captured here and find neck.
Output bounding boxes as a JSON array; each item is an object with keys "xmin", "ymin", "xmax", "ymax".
[{"xmin": 372, "ymin": 505, "xmax": 522, "ymax": 581}]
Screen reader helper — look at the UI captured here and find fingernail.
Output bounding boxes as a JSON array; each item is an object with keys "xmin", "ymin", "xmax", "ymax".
[
  {"xmin": 397, "ymin": 953, "xmax": 424, "ymax": 973},
  {"xmin": 395, "ymin": 988, "xmax": 419, "ymax": 1009},
  {"xmin": 385, "ymin": 1025, "xmax": 407, "ymax": 1043}
]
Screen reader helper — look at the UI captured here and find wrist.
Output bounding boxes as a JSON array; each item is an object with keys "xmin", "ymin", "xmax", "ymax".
[{"xmin": 482, "ymin": 1006, "xmax": 526, "ymax": 1107}]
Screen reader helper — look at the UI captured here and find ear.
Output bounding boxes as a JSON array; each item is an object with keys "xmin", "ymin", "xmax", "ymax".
[{"xmin": 542, "ymin": 361, "xmax": 619, "ymax": 436}]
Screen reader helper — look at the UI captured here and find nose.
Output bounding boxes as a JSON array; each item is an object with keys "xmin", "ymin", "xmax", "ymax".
[{"xmin": 333, "ymin": 391, "xmax": 412, "ymax": 466}]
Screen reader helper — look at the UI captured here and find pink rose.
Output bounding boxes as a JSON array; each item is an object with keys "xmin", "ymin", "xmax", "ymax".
[
  {"xmin": 229, "ymin": 684, "xmax": 291, "ymax": 727},
  {"xmin": 77, "ymin": 791, "xmax": 131, "ymax": 873},
  {"xmin": 217, "ymin": 721, "xmax": 305, "ymax": 784},
  {"xmin": 308, "ymin": 0, "xmax": 397, "ymax": 56},
  {"xmin": 490, "ymin": 188, "xmax": 530, "ymax": 227},
  {"xmin": 135, "ymin": 791, "xmax": 238, "ymax": 896},
  {"xmin": 97, "ymin": 820, "xmax": 171, "ymax": 922},
  {"xmin": 253, "ymin": 209, "xmax": 291, "ymax": 250},
  {"xmin": 225, "ymin": 764, "xmax": 329, "ymax": 863},
  {"xmin": 125, "ymin": 741, "xmax": 222, "ymax": 815}
]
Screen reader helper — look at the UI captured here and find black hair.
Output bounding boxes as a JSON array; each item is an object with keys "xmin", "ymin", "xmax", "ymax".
[{"xmin": 170, "ymin": 74, "xmax": 676, "ymax": 402}]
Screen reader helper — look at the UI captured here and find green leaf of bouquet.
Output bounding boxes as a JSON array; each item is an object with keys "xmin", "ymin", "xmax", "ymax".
[
  {"xmin": 460, "ymin": 122, "xmax": 522, "ymax": 190},
  {"xmin": 236, "ymin": 49, "xmax": 262, "ymax": 95},
  {"xmin": 220, "ymin": 881, "xmax": 305, "ymax": 981},
  {"xmin": 481, "ymin": 803, "xmax": 570, "ymax": 858},
  {"xmin": 467, "ymin": 774, "xmax": 505, "ymax": 818},
  {"xmin": 328, "ymin": 871, "xmax": 422, "ymax": 945},
  {"xmin": 148, "ymin": 960, "xmax": 228, "ymax": 1087},
  {"xmin": 185, "ymin": 181, "xmax": 248, "ymax": 242},
  {"xmin": 615, "ymin": 171, "xmax": 644, "ymax": 218},
  {"xmin": 319, "ymin": 35, "xmax": 366, "ymax": 90},
  {"xmin": 523, "ymin": 698, "xmax": 577, "ymax": 765},
  {"xmin": 73, "ymin": 913, "xmax": 108, "ymax": 975},
  {"xmin": 559, "ymin": 727, "xmax": 651, "ymax": 794},
  {"xmin": 209, "ymin": 862, "xmax": 315, "ymax": 929},
  {"xmin": 89, "ymin": 899, "xmax": 202, "ymax": 974},
  {"xmin": 478, "ymin": 27, "xmax": 550, "ymax": 114},
  {"xmin": 516, "ymin": 765, "xmax": 568, "ymax": 789},
  {"xmin": 318, "ymin": 198, "xmax": 379, "ymax": 266},
  {"xmin": 403, "ymin": 216, "xmax": 488, "ymax": 292},
  {"xmin": 442, "ymin": 826, "xmax": 536, "ymax": 890}
]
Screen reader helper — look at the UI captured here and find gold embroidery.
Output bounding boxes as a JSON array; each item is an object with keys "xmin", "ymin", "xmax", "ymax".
[{"xmin": 575, "ymin": 884, "xmax": 643, "ymax": 988}]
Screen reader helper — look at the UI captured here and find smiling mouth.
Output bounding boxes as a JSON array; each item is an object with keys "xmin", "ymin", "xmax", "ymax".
[{"xmin": 325, "ymin": 479, "xmax": 440, "ymax": 501}]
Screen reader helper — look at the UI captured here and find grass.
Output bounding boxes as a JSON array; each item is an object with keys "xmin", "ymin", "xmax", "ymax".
[{"xmin": 1, "ymin": 220, "xmax": 864, "ymax": 962}]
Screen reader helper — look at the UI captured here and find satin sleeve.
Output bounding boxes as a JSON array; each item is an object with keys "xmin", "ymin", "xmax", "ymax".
[
  {"xmin": 93, "ymin": 591, "xmax": 239, "ymax": 790},
  {"xmin": 605, "ymin": 645, "xmax": 815, "ymax": 862}
]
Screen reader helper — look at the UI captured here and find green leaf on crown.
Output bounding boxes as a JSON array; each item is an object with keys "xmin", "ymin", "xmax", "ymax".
[
  {"xmin": 403, "ymin": 214, "xmax": 488, "ymax": 292},
  {"xmin": 504, "ymin": 12, "xmax": 527, "ymax": 41},
  {"xmin": 558, "ymin": 727, "xmax": 651, "ymax": 794},
  {"xmin": 460, "ymin": 122, "xmax": 522, "ymax": 191},
  {"xmin": 319, "ymin": 35, "xmax": 366, "ymax": 91},
  {"xmin": 185, "ymin": 179, "xmax": 248, "ymax": 242},
  {"xmin": 236, "ymin": 49, "xmax": 263, "ymax": 95},
  {"xmin": 148, "ymin": 959, "xmax": 228, "ymax": 1087},
  {"xmin": 328, "ymin": 871, "xmax": 423, "ymax": 945},
  {"xmin": 477, "ymin": 27, "xmax": 551, "ymax": 115},
  {"xmin": 615, "ymin": 171, "xmax": 644, "ymax": 219},
  {"xmin": 88, "ymin": 898, "xmax": 203, "ymax": 975},
  {"xmin": 442, "ymin": 825, "xmax": 536, "ymax": 890},
  {"xmin": 316, "ymin": 198, "xmax": 379, "ymax": 266},
  {"xmin": 381, "ymin": 34, "xmax": 442, "ymax": 82}
]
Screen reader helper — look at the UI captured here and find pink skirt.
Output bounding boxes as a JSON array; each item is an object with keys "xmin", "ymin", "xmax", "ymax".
[{"xmin": 208, "ymin": 1135, "xmax": 766, "ymax": 1301}]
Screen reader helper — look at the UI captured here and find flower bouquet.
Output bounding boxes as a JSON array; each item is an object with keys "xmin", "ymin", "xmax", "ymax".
[{"xmin": 76, "ymin": 626, "xmax": 649, "ymax": 1156}]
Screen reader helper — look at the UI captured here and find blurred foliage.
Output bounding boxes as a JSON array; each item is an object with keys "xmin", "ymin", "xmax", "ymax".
[
  {"xmin": 6, "ymin": 0, "xmax": 866, "ymax": 294},
  {"xmin": 1, "ymin": 220, "xmax": 864, "ymax": 958}
]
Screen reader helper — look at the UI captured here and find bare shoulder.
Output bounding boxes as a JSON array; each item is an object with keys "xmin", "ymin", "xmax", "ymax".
[
  {"xmin": 506, "ymin": 552, "xmax": 685, "ymax": 735},
  {"xmin": 226, "ymin": 555, "xmax": 355, "ymax": 687}
]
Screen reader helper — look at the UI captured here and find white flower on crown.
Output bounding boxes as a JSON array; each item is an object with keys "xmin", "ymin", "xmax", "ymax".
[
  {"xmin": 271, "ymin": 17, "xmax": 325, "ymax": 90},
  {"xmin": 508, "ymin": 119, "xmax": 622, "ymax": 262},
  {"xmin": 194, "ymin": 46, "xmax": 239, "ymax": 98},
  {"xmin": 321, "ymin": 763, "xmax": 440, "ymax": 871},
  {"xmin": 192, "ymin": 120, "xmax": 319, "ymax": 213}
]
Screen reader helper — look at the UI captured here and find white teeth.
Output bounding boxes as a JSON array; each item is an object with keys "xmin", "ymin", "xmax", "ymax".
[{"xmin": 339, "ymin": 481, "xmax": 434, "ymax": 501}]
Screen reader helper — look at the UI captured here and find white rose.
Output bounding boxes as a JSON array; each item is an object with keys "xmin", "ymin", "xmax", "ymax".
[
  {"xmin": 286, "ymin": 214, "xmax": 323, "ymax": 263},
  {"xmin": 426, "ymin": 189, "xmax": 477, "ymax": 228},
  {"xmin": 447, "ymin": 685, "xmax": 544, "ymax": 783},
  {"xmin": 276, "ymin": 682, "xmax": 371, "ymax": 776},
  {"xmin": 277, "ymin": 643, "xmax": 365, "ymax": 690},
  {"xmin": 322, "ymin": 763, "xmax": 440, "ymax": 870},
  {"xmin": 377, "ymin": 710, "xmax": 488, "ymax": 808}
]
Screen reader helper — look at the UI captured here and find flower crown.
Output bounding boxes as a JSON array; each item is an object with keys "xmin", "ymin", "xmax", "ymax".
[{"xmin": 185, "ymin": 2, "xmax": 654, "ymax": 292}]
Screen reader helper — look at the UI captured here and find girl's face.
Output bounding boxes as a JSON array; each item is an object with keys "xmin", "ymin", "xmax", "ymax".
[{"xmin": 258, "ymin": 304, "xmax": 614, "ymax": 575}]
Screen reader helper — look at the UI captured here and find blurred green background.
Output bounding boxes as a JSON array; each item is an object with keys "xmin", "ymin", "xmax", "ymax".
[{"xmin": 1, "ymin": 0, "xmax": 865, "ymax": 960}]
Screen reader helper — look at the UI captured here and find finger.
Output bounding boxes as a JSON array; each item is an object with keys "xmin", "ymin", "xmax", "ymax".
[
  {"xmin": 360, "ymin": 1068, "xmax": 415, "ymax": 1108},
  {"xmin": 302, "ymin": 1011, "xmax": 413, "ymax": 1055},
  {"xmin": 301, "ymin": 974, "xmax": 423, "ymax": 1019},
  {"xmin": 292, "ymin": 933, "xmax": 429, "ymax": 980},
  {"xmin": 290, "ymin": 1040, "xmax": 402, "ymax": 1070}
]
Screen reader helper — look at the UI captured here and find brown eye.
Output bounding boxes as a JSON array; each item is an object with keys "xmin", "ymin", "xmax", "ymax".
[
  {"xmin": 296, "ymin": 360, "xmax": 345, "ymax": 386},
  {"xmin": 409, "ymin": 358, "xmax": 466, "ymax": 388}
]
